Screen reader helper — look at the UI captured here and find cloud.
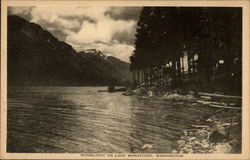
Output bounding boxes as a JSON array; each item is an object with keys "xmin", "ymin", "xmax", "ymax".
[
  {"xmin": 68, "ymin": 41, "xmax": 134, "ymax": 62},
  {"xmin": 8, "ymin": 6, "xmax": 141, "ymax": 62},
  {"xmin": 105, "ymin": 7, "xmax": 142, "ymax": 20},
  {"xmin": 30, "ymin": 6, "xmax": 109, "ymax": 23},
  {"xmin": 30, "ymin": 7, "xmax": 82, "ymax": 31},
  {"xmin": 8, "ymin": 6, "xmax": 34, "ymax": 20},
  {"xmin": 66, "ymin": 18, "xmax": 136, "ymax": 44},
  {"xmin": 32, "ymin": 16, "xmax": 81, "ymax": 30},
  {"xmin": 99, "ymin": 43, "xmax": 135, "ymax": 62},
  {"xmin": 65, "ymin": 15, "xmax": 137, "ymax": 62},
  {"xmin": 47, "ymin": 28, "xmax": 75, "ymax": 41},
  {"xmin": 113, "ymin": 27, "xmax": 136, "ymax": 45}
]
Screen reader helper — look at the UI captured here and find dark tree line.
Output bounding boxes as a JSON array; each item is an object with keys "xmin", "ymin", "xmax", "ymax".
[{"xmin": 130, "ymin": 7, "xmax": 242, "ymax": 94}]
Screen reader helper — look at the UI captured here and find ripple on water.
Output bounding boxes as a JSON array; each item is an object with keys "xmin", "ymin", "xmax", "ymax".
[{"xmin": 7, "ymin": 87, "xmax": 215, "ymax": 153}]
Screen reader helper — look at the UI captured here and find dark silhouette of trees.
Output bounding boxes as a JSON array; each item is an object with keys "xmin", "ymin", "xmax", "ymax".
[{"xmin": 130, "ymin": 7, "xmax": 242, "ymax": 94}]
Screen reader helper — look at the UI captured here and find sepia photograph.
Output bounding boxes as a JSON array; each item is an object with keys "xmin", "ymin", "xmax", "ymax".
[{"xmin": 1, "ymin": 0, "xmax": 250, "ymax": 159}]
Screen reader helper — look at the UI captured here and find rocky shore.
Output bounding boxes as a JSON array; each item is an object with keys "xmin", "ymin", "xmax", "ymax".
[
  {"xmin": 123, "ymin": 86, "xmax": 242, "ymax": 154},
  {"xmin": 173, "ymin": 108, "xmax": 241, "ymax": 154}
]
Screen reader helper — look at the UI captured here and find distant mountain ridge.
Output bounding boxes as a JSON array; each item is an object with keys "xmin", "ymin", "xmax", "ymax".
[{"xmin": 7, "ymin": 15, "xmax": 131, "ymax": 86}]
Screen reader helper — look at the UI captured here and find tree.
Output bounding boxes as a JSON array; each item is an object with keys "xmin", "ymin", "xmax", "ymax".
[{"xmin": 131, "ymin": 7, "xmax": 242, "ymax": 94}]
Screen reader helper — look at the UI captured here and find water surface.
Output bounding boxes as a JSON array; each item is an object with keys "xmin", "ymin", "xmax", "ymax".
[{"xmin": 7, "ymin": 87, "xmax": 214, "ymax": 153}]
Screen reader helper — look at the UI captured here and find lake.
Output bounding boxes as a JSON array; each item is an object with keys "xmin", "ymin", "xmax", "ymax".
[{"xmin": 7, "ymin": 87, "xmax": 214, "ymax": 153}]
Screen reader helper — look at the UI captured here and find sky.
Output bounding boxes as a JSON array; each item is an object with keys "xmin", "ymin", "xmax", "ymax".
[{"xmin": 8, "ymin": 6, "xmax": 142, "ymax": 62}]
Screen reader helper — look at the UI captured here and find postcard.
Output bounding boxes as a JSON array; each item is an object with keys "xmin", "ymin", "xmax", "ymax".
[{"xmin": 1, "ymin": 0, "xmax": 249, "ymax": 159}]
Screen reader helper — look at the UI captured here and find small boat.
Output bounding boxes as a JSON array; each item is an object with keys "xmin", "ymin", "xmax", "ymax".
[
  {"xmin": 98, "ymin": 90, "xmax": 107, "ymax": 92},
  {"xmin": 113, "ymin": 87, "xmax": 127, "ymax": 92},
  {"xmin": 98, "ymin": 86, "xmax": 127, "ymax": 93},
  {"xmin": 122, "ymin": 92, "xmax": 133, "ymax": 96},
  {"xmin": 108, "ymin": 86, "xmax": 115, "ymax": 92}
]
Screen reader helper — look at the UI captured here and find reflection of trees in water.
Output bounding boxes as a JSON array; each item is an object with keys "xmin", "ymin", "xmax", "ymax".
[
  {"xmin": 128, "ymin": 98, "xmax": 180, "ymax": 153},
  {"xmin": 128, "ymin": 98, "xmax": 215, "ymax": 153}
]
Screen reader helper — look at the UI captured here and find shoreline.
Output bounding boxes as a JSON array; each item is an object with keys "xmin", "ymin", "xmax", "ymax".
[{"xmin": 125, "ymin": 86, "xmax": 242, "ymax": 154}]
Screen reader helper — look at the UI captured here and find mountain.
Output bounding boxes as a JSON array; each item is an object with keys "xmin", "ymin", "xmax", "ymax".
[
  {"xmin": 7, "ymin": 15, "xmax": 132, "ymax": 86},
  {"xmin": 78, "ymin": 49, "xmax": 132, "ymax": 84},
  {"xmin": 106, "ymin": 56, "xmax": 132, "ymax": 83}
]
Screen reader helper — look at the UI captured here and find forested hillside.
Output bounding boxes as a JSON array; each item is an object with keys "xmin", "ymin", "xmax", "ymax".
[{"xmin": 130, "ymin": 7, "xmax": 242, "ymax": 95}]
